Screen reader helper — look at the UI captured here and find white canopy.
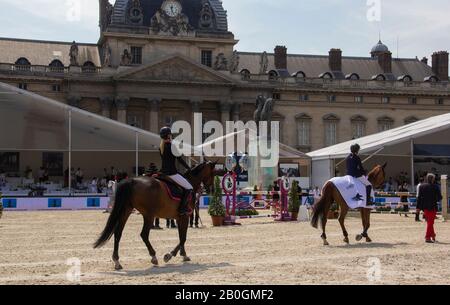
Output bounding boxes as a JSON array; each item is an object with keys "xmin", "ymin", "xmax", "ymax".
[{"xmin": 308, "ymin": 112, "xmax": 450, "ymax": 161}]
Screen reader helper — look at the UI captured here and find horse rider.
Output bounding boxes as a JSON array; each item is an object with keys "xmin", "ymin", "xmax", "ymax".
[
  {"xmin": 160, "ymin": 127, "xmax": 193, "ymax": 216},
  {"xmin": 346, "ymin": 144, "xmax": 373, "ymax": 204}
]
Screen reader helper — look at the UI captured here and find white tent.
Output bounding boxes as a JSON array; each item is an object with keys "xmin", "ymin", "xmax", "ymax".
[{"xmin": 307, "ymin": 113, "xmax": 450, "ymax": 188}]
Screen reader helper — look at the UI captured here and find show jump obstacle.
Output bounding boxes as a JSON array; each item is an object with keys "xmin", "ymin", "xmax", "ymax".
[{"xmin": 221, "ymin": 171, "xmax": 292, "ymax": 225}]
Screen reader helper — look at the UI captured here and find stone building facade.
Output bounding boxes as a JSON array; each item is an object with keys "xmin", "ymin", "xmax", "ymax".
[{"xmin": 0, "ymin": 0, "xmax": 449, "ymax": 153}]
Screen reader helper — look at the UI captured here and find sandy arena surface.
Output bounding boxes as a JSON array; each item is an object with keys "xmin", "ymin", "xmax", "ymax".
[{"xmin": 0, "ymin": 210, "xmax": 449, "ymax": 285}]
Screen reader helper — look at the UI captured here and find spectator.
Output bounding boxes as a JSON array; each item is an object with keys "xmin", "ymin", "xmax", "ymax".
[
  {"xmin": 297, "ymin": 183, "xmax": 303, "ymax": 205},
  {"xmin": 415, "ymin": 177, "xmax": 425, "ymax": 222},
  {"xmin": 38, "ymin": 167, "xmax": 45, "ymax": 183},
  {"xmin": 111, "ymin": 166, "xmax": 117, "ymax": 181},
  {"xmin": 417, "ymin": 174, "xmax": 442, "ymax": 243},
  {"xmin": 43, "ymin": 167, "xmax": 49, "ymax": 182},
  {"xmin": 24, "ymin": 166, "xmax": 33, "ymax": 180},
  {"xmin": 103, "ymin": 168, "xmax": 109, "ymax": 181},
  {"xmin": 75, "ymin": 168, "xmax": 84, "ymax": 185},
  {"xmin": 398, "ymin": 182, "xmax": 410, "ymax": 216},
  {"xmin": 272, "ymin": 180, "xmax": 280, "ymax": 202},
  {"xmin": 0, "ymin": 168, "xmax": 6, "ymax": 187}
]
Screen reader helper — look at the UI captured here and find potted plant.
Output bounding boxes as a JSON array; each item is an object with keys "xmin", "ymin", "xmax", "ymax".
[
  {"xmin": 288, "ymin": 180, "xmax": 300, "ymax": 221},
  {"xmin": 328, "ymin": 202, "xmax": 339, "ymax": 219},
  {"xmin": 208, "ymin": 176, "xmax": 226, "ymax": 226}
]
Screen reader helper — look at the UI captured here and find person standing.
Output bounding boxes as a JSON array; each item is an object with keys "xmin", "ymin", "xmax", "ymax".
[
  {"xmin": 417, "ymin": 174, "xmax": 442, "ymax": 243},
  {"xmin": 415, "ymin": 177, "xmax": 424, "ymax": 222}
]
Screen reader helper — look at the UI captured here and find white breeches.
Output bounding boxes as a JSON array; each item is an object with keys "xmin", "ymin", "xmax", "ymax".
[
  {"xmin": 357, "ymin": 176, "xmax": 374, "ymax": 197},
  {"xmin": 169, "ymin": 174, "xmax": 193, "ymax": 190}
]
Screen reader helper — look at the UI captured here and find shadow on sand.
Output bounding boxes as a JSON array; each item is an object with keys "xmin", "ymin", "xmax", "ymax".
[{"xmin": 103, "ymin": 262, "xmax": 232, "ymax": 277}]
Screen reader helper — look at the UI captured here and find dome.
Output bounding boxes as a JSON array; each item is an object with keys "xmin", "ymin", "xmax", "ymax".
[
  {"xmin": 371, "ymin": 40, "xmax": 389, "ymax": 54},
  {"xmin": 110, "ymin": 0, "xmax": 229, "ymax": 32}
]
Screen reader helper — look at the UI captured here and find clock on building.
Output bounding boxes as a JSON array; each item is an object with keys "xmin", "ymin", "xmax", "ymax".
[{"xmin": 162, "ymin": 0, "xmax": 182, "ymax": 17}]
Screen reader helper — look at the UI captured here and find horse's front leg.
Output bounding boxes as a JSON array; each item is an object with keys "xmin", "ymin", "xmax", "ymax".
[{"xmin": 164, "ymin": 216, "xmax": 190, "ymax": 263}]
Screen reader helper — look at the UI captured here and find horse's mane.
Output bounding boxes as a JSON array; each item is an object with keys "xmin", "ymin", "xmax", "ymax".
[{"xmin": 187, "ymin": 162, "xmax": 207, "ymax": 176}]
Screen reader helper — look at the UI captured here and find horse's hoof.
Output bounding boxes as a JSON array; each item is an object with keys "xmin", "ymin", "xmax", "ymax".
[
  {"xmin": 183, "ymin": 256, "xmax": 191, "ymax": 262},
  {"xmin": 151, "ymin": 257, "xmax": 159, "ymax": 266},
  {"xmin": 343, "ymin": 237, "xmax": 350, "ymax": 244},
  {"xmin": 114, "ymin": 263, "xmax": 123, "ymax": 271},
  {"xmin": 323, "ymin": 240, "xmax": 330, "ymax": 246},
  {"xmin": 164, "ymin": 253, "xmax": 173, "ymax": 263},
  {"xmin": 356, "ymin": 234, "xmax": 363, "ymax": 242},
  {"xmin": 366, "ymin": 237, "xmax": 373, "ymax": 243}
]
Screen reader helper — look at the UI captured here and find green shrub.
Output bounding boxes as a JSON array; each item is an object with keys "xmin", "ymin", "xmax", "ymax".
[
  {"xmin": 288, "ymin": 180, "xmax": 300, "ymax": 213},
  {"xmin": 208, "ymin": 176, "xmax": 226, "ymax": 217},
  {"xmin": 235, "ymin": 209, "xmax": 259, "ymax": 216}
]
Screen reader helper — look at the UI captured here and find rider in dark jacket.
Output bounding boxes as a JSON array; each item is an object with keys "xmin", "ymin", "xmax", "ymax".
[
  {"xmin": 346, "ymin": 144, "xmax": 373, "ymax": 204},
  {"xmin": 159, "ymin": 127, "xmax": 193, "ymax": 216}
]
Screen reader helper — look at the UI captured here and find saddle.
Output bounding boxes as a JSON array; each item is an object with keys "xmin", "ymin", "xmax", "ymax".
[{"xmin": 147, "ymin": 173, "xmax": 184, "ymax": 202}]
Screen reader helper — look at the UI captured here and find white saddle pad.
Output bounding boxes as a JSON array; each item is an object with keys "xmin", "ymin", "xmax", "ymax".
[{"xmin": 329, "ymin": 176, "xmax": 370, "ymax": 209}]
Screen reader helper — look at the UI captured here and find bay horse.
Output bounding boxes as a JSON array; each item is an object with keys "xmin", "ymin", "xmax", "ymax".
[
  {"xmin": 94, "ymin": 161, "xmax": 216, "ymax": 270},
  {"xmin": 311, "ymin": 163, "xmax": 387, "ymax": 246}
]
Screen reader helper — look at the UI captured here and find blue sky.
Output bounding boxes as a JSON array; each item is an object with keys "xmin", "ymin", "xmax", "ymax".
[{"xmin": 0, "ymin": 0, "xmax": 449, "ymax": 59}]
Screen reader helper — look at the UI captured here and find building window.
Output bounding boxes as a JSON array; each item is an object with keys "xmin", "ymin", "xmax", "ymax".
[
  {"xmin": 0, "ymin": 152, "xmax": 20, "ymax": 172},
  {"xmin": 355, "ymin": 96, "xmax": 364, "ymax": 103},
  {"xmin": 127, "ymin": 114, "xmax": 144, "ymax": 129},
  {"xmin": 327, "ymin": 95, "xmax": 337, "ymax": 103},
  {"xmin": 378, "ymin": 117, "xmax": 394, "ymax": 132},
  {"xmin": 268, "ymin": 70, "xmax": 279, "ymax": 81},
  {"xmin": 382, "ymin": 96, "xmax": 390, "ymax": 104},
  {"xmin": 272, "ymin": 93, "xmax": 281, "ymax": 100},
  {"xmin": 323, "ymin": 114, "xmax": 339, "ymax": 147},
  {"xmin": 201, "ymin": 50, "xmax": 213, "ymax": 67},
  {"xmin": 240, "ymin": 69, "xmax": 251, "ymax": 80},
  {"xmin": 15, "ymin": 57, "xmax": 31, "ymax": 71},
  {"xmin": 49, "ymin": 60, "xmax": 64, "ymax": 73},
  {"xmin": 52, "ymin": 84, "xmax": 61, "ymax": 92},
  {"xmin": 300, "ymin": 94, "xmax": 309, "ymax": 102},
  {"xmin": 408, "ymin": 97, "xmax": 417, "ymax": 105},
  {"xmin": 404, "ymin": 116, "xmax": 419, "ymax": 125},
  {"xmin": 81, "ymin": 61, "xmax": 96, "ymax": 73},
  {"xmin": 351, "ymin": 116, "xmax": 367, "ymax": 139},
  {"xmin": 163, "ymin": 115, "xmax": 177, "ymax": 127},
  {"xmin": 296, "ymin": 117, "xmax": 311, "ymax": 147},
  {"xmin": 436, "ymin": 98, "xmax": 445, "ymax": 105},
  {"xmin": 18, "ymin": 83, "xmax": 28, "ymax": 90},
  {"xmin": 131, "ymin": 46, "xmax": 142, "ymax": 65}
]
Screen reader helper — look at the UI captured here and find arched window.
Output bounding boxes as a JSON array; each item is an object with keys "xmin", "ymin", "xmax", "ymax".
[
  {"xmin": 424, "ymin": 76, "xmax": 439, "ymax": 83},
  {"xmin": 404, "ymin": 116, "xmax": 419, "ymax": 125},
  {"xmin": 372, "ymin": 74, "xmax": 386, "ymax": 81},
  {"xmin": 82, "ymin": 61, "xmax": 96, "ymax": 73},
  {"xmin": 49, "ymin": 59, "xmax": 64, "ymax": 73},
  {"xmin": 377, "ymin": 116, "xmax": 394, "ymax": 132},
  {"xmin": 323, "ymin": 114, "xmax": 340, "ymax": 146},
  {"xmin": 15, "ymin": 57, "xmax": 31, "ymax": 71},
  {"xmin": 296, "ymin": 114, "xmax": 312, "ymax": 149},
  {"xmin": 350, "ymin": 115, "xmax": 367, "ymax": 139},
  {"xmin": 292, "ymin": 71, "xmax": 306, "ymax": 81},
  {"xmin": 346, "ymin": 73, "xmax": 360, "ymax": 80},
  {"xmin": 240, "ymin": 69, "xmax": 251, "ymax": 81},
  {"xmin": 319, "ymin": 72, "xmax": 333, "ymax": 80},
  {"xmin": 268, "ymin": 70, "xmax": 279, "ymax": 81},
  {"xmin": 398, "ymin": 75, "xmax": 413, "ymax": 82}
]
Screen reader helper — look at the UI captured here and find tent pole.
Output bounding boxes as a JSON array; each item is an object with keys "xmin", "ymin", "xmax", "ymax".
[
  {"xmin": 135, "ymin": 132, "xmax": 139, "ymax": 177},
  {"xmin": 68, "ymin": 109, "xmax": 72, "ymax": 196},
  {"xmin": 410, "ymin": 139, "xmax": 415, "ymax": 191}
]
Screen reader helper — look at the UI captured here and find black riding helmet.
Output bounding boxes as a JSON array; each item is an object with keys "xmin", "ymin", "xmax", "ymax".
[
  {"xmin": 160, "ymin": 127, "xmax": 172, "ymax": 140},
  {"xmin": 350, "ymin": 143, "xmax": 361, "ymax": 154}
]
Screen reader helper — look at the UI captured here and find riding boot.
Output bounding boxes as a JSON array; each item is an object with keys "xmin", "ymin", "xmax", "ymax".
[
  {"xmin": 179, "ymin": 189, "xmax": 193, "ymax": 216},
  {"xmin": 366, "ymin": 186, "xmax": 373, "ymax": 205}
]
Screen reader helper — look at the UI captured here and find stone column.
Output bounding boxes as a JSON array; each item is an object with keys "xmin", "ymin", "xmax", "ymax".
[
  {"xmin": 232, "ymin": 101, "xmax": 242, "ymax": 122},
  {"xmin": 67, "ymin": 95, "xmax": 81, "ymax": 108},
  {"xmin": 100, "ymin": 97, "xmax": 113, "ymax": 118},
  {"xmin": 115, "ymin": 96, "xmax": 129, "ymax": 124},
  {"xmin": 220, "ymin": 100, "xmax": 231, "ymax": 126},
  {"xmin": 190, "ymin": 99, "xmax": 203, "ymax": 124},
  {"xmin": 147, "ymin": 98, "xmax": 161, "ymax": 133}
]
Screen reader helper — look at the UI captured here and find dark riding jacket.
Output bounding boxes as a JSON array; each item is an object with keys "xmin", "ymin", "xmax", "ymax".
[
  {"xmin": 417, "ymin": 183, "xmax": 442, "ymax": 211},
  {"xmin": 160, "ymin": 142, "xmax": 190, "ymax": 176},
  {"xmin": 346, "ymin": 153, "xmax": 366, "ymax": 178}
]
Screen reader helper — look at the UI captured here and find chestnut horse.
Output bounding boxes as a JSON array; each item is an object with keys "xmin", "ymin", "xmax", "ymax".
[
  {"xmin": 311, "ymin": 163, "xmax": 387, "ymax": 246},
  {"xmin": 94, "ymin": 161, "xmax": 216, "ymax": 270}
]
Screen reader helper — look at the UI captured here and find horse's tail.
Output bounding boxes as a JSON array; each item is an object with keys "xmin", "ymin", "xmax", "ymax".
[
  {"xmin": 94, "ymin": 179, "xmax": 135, "ymax": 249},
  {"xmin": 311, "ymin": 182, "xmax": 333, "ymax": 229}
]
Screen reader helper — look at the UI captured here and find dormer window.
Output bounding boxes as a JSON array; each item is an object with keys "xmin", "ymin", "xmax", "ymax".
[
  {"xmin": 240, "ymin": 69, "xmax": 251, "ymax": 81},
  {"xmin": 15, "ymin": 57, "xmax": 31, "ymax": 71},
  {"xmin": 346, "ymin": 73, "xmax": 360, "ymax": 80},
  {"xmin": 319, "ymin": 72, "xmax": 333, "ymax": 79},
  {"xmin": 81, "ymin": 61, "xmax": 96, "ymax": 73},
  {"xmin": 268, "ymin": 70, "xmax": 279, "ymax": 81}
]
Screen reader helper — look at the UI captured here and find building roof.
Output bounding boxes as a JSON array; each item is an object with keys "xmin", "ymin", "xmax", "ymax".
[
  {"xmin": 307, "ymin": 112, "xmax": 450, "ymax": 160},
  {"xmin": 0, "ymin": 37, "xmax": 101, "ymax": 67},
  {"xmin": 237, "ymin": 52, "xmax": 434, "ymax": 81}
]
